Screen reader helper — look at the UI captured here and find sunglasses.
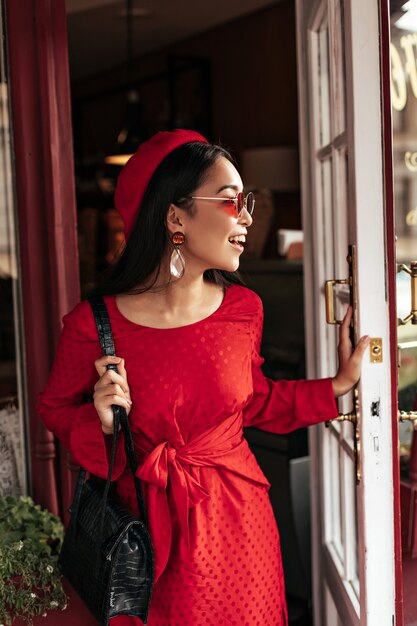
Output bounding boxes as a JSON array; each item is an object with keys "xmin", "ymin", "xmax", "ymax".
[{"xmin": 189, "ymin": 191, "xmax": 255, "ymax": 217}]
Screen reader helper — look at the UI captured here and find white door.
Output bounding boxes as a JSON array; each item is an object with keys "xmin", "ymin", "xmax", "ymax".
[{"xmin": 296, "ymin": 0, "xmax": 400, "ymax": 624}]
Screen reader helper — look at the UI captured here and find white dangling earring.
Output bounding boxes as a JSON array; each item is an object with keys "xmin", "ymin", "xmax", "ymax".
[{"xmin": 170, "ymin": 232, "xmax": 185, "ymax": 279}]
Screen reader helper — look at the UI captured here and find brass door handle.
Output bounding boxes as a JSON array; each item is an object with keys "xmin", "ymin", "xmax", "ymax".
[
  {"xmin": 399, "ymin": 411, "xmax": 417, "ymax": 424},
  {"xmin": 328, "ymin": 412, "xmax": 357, "ymax": 424},
  {"xmin": 324, "ymin": 245, "xmax": 357, "ymax": 326},
  {"xmin": 397, "ymin": 262, "xmax": 417, "ymax": 325},
  {"xmin": 325, "ymin": 279, "xmax": 350, "ymax": 324},
  {"xmin": 325, "ymin": 389, "xmax": 361, "ymax": 484}
]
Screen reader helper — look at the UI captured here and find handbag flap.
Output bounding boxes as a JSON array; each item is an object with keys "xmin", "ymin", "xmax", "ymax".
[{"xmin": 76, "ymin": 480, "xmax": 141, "ymax": 546}]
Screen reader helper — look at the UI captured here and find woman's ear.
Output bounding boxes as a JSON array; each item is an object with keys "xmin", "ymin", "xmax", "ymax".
[{"xmin": 166, "ymin": 203, "xmax": 185, "ymax": 235}]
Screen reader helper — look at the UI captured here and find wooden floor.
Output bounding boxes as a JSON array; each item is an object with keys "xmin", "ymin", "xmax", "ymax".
[
  {"xmin": 11, "ymin": 562, "xmax": 417, "ymax": 625},
  {"xmin": 16, "ymin": 585, "xmax": 309, "ymax": 625}
]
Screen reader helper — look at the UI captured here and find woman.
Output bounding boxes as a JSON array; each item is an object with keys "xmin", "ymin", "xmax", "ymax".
[{"xmin": 38, "ymin": 129, "xmax": 369, "ymax": 626}]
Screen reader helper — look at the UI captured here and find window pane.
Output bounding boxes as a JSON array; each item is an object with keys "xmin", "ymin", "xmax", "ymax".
[
  {"xmin": 341, "ymin": 446, "xmax": 359, "ymax": 600},
  {"xmin": 317, "ymin": 26, "xmax": 331, "ymax": 147},
  {"xmin": 327, "ymin": 429, "xmax": 343, "ymax": 559},
  {"xmin": 332, "ymin": 0, "xmax": 347, "ymax": 134},
  {"xmin": 0, "ymin": 5, "xmax": 27, "ymax": 496}
]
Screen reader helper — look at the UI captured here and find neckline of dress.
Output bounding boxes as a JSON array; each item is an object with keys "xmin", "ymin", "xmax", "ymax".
[{"xmin": 107, "ymin": 284, "xmax": 236, "ymax": 331}]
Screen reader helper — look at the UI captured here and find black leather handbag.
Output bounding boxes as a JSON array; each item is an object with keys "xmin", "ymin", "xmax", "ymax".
[{"xmin": 58, "ymin": 295, "xmax": 154, "ymax": 625}]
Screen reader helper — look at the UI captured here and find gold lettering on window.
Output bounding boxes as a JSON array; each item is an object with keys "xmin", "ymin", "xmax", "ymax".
[
  {"xmin": 401, "ymin": 34, "xmax": 417, "ymax": 99},
  {"xmin": 406, "ymin": 206, "xmax": 417, "ymax": 226},
  {"xmin": 391, "ymin": 42, "xmax": 407, "ymax": 111},
  {"xmin": 405, "ymin": 151, "xmax": 417, "ymax": 172}
]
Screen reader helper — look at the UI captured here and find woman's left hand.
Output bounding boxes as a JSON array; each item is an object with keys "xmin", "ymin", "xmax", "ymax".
[{"xmin": 331, "ymin": 306, "xmax": 370, "ymax": 398}]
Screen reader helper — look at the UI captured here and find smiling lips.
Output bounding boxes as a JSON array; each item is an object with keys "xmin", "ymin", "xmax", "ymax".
[{"xmin": 228, "ymin": 234, "xmax": 246, "ymax": 250}]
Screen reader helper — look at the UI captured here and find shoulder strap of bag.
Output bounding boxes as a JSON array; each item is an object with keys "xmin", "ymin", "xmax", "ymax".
[{"xmin": 88, "ymin": 294, "xmax": 148, "ymax": 526}]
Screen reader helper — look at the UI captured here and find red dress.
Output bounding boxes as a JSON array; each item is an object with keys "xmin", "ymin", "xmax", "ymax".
[{"xmin": 37, "ymin": 284, "xmax": 338, "ymax": 626}]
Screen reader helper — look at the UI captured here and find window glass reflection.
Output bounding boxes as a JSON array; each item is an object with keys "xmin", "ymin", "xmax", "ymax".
[
  {"xmin": 0, "ymin": 7, "xmax": 27, "ymax": 495},
  {"xmin": 392, "ymin": 0, "xmax": 417, "ymax": 463}
]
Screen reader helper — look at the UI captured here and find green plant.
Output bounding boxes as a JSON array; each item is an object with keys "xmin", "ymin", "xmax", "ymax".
[{"xmin": 0, "ymin": 495, "xmax": 67, "ymax": 625}]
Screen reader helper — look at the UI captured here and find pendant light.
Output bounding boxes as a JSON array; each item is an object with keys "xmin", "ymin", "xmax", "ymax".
[{"xmin": 105, "ymin": 0, "xmax": 147, "ymax": 166}]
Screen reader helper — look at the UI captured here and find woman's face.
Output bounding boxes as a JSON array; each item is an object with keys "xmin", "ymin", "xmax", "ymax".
[{"xmin": 173, "ymin": 156, "xmax": 253, "ymax": 274}]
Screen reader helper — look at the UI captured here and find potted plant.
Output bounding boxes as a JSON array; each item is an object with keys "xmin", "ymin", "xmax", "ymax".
[{"xmin": 0, "ymin": 495, "xmax": 67, "ymax": 625}]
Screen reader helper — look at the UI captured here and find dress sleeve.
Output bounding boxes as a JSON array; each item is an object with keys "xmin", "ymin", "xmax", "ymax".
[
  {"xmin": 36, "ymin": 301, "xmax": 126, "ymax": 480},
  {"xmin": 242, "ymin": 294, "xmax": 338, "ymax": 432}
]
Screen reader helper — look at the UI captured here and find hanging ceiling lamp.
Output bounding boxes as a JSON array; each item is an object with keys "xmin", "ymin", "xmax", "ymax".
[{"xmin": 105, "ymin": 0, "xmax": 147, "ymax": 166}]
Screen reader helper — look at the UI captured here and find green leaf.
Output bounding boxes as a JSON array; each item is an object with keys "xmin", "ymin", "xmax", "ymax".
[{"xmin": 0, "ymin": 495, "xmax": 67, "ymax": 621}]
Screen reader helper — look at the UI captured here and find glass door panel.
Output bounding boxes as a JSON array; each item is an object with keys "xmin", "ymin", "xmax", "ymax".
[
  {"xmin": 391, "ymin": 2, "xmax": 417, "ymax": 624},
  {"xmin": 311, "ymin": 3, "xmax": 360, "ymax": 613}
]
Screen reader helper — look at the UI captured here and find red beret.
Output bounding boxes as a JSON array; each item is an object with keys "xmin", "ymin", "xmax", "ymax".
[{"xmin": 114, "ymin": 129, "xmax": 208, "ymax": 238}]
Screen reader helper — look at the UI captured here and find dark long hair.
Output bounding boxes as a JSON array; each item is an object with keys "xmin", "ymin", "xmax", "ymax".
[{"xmin": 91, "ymin": 141, "xmax": 246, "ymax": 296}]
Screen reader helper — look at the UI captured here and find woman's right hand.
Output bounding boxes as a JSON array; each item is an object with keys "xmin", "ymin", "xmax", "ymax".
[{"xmin": 93, "ymin": 355, "xmax": 132, "ymax": 434}]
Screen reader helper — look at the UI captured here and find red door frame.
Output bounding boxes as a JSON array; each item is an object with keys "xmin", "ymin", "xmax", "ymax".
[
  {"xmin": 5, "ymin": 0, "xmax": 80, "ymax": 517},
  {"xmin": 379, "ymin": 0, "xmax": 403, "ymax": 624}
]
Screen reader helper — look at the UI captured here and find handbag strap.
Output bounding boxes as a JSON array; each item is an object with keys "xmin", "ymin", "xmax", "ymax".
[
  {"xmin": 67, "ymin": 295, "xmax": 148, "ymax": 543},
  {"xmin": 88, "ymin": 294, "xmax": 148, "ymax": 526}
]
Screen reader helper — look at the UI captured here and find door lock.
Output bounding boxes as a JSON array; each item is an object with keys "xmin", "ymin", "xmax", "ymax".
[{"xmin": 370, "ymin": 338, "xmax": 383, "ymax": 363}]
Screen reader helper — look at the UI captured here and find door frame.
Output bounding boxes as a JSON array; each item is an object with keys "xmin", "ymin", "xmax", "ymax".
[
  {"xmin": 6, "ymin": 0, "xmax": 80, "ymax": 516},
  {"xmin": 379, "ymin": 0, "xmax": 403, "ymax": 621}
]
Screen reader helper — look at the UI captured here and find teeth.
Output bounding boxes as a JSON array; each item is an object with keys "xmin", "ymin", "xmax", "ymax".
[{"xmin": 228, "ymin": 235, "xmax": 246, "ymax": 243}]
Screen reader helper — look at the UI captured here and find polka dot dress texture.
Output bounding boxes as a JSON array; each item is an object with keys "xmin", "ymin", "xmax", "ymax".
[{"xmin": 37, "ymin": 285, "xmax": 338, "ymax": 626}]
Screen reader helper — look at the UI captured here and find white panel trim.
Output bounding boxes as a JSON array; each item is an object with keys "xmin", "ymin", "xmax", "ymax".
[
  {"xmin": 345, "ymin": 0, "xmax": 395, "ymax": 621},
  {"xmin": 295, "ymin": 0, "xmax": 325, "ymax": 623}
]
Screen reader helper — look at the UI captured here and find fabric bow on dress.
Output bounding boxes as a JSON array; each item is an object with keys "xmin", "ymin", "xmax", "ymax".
[{"xmin": 136, "ymin": 411, "xmax": 271, "ymax": 582}]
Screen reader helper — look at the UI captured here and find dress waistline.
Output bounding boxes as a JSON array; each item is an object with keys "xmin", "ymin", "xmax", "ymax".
[{"xmin": 134, "ymin": 411, "xmax": 270, "ymax": 583}]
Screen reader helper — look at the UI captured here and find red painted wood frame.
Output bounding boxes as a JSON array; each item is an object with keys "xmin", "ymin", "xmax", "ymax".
[
  {"xmin": 379, "ymin": 0, "xmax": 404, "ymax": 623},
  {"xmin": 5, "ymin": 0, "xmax": 80, "ymax": 520}
]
